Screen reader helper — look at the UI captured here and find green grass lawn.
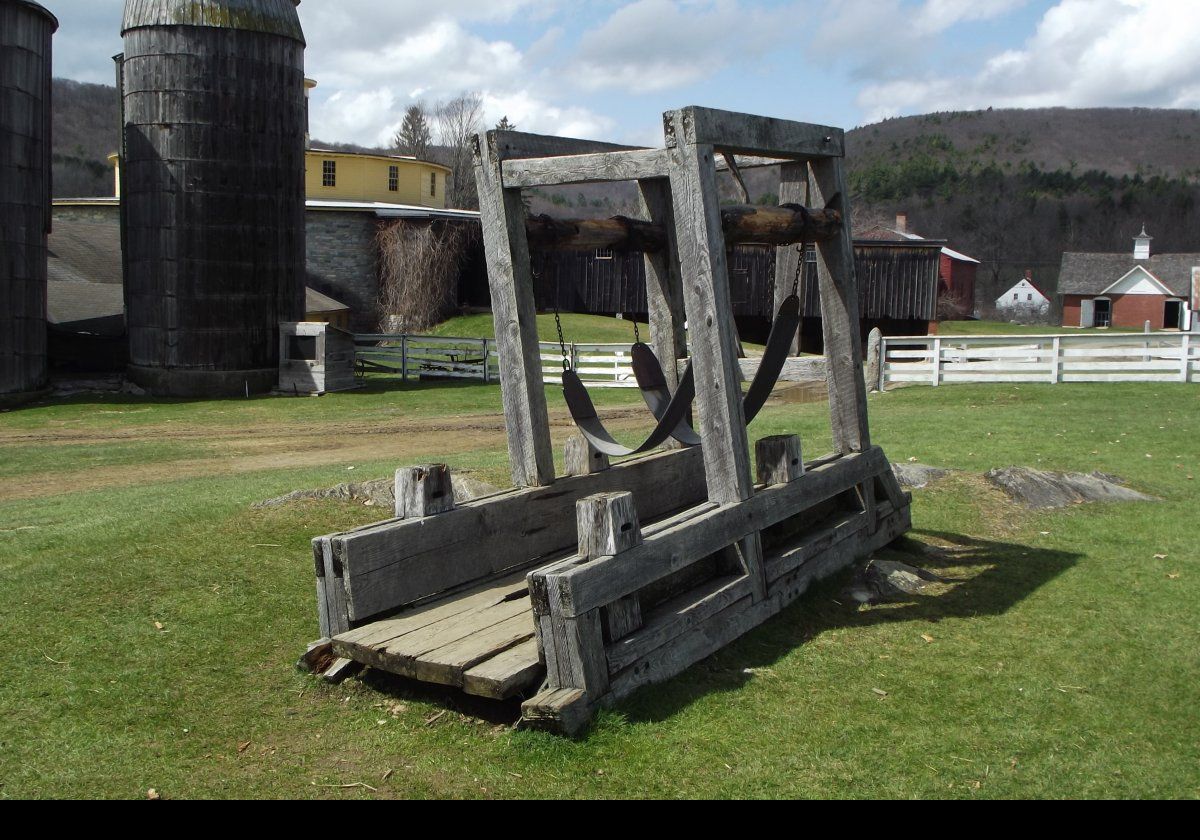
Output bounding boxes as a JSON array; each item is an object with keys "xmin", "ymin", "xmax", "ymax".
[
  {"xmin": 432, "ymin": 312, "xmax": 650, "ymax": 344},
  {"xmin": 939, "ymin": 320, "xmax": 1139, "ymax": 336},
  {"xmin": 431, "ymin": 312, "xmax": 768, "ymax": 352},
  {"xmin": 1, "ymin": 381, "xmax": 1197, "ymax": 798}
]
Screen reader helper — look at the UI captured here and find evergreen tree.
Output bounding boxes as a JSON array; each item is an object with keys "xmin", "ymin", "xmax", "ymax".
[{"xmin": 393, "ymin": 103, "xmax": 432, "ymax": 160}]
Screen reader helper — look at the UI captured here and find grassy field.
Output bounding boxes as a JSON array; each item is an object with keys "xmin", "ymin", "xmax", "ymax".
[
  {"xmin": 0, "ymin": 378, "xmax": 1196, "ymax": 799},
  {"xmin": 939, "ymin": 320, "xmax": 1138, "ymax": 336}
]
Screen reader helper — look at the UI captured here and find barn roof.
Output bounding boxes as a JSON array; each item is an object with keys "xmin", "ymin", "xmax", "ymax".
[
  {"xmin": 1057, "ymin": 252, "xmax": 1200, "ymax": 297},
  {"xmin": 49, "ymin": 219, "xmax": 123, "ymax": 286}
]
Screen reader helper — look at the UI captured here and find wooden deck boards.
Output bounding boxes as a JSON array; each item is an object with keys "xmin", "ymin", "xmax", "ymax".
[{"xmin": 331, "ymin": 568, "xmax": 544, "ymax": 700}]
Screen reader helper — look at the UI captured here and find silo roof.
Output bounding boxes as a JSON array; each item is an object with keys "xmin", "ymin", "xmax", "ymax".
[
  {"xmin": 122, "ymin": 0, "xmax": 304, "ymax": 43},
  {"xmin": 4, "ymin": 1, "xmax": 60, "ymax": 31}
]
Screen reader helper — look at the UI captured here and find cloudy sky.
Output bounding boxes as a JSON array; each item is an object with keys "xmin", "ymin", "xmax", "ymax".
[{"xmin": 46, "ymin": 0, "xmax": 1200, "ymax": 148}]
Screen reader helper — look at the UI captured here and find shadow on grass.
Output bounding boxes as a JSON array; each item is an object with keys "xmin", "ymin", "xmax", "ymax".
[
  {"xmin": 340, "ymin": 528, "xmax": 1079, "ymax": 731},
  {"xmin": 619, "ymin": 528, "xmax": 1081, "ymax": 726},
  {"xmin": 355, "ymin": 670, "xmax": 525, "ymax": 727}
]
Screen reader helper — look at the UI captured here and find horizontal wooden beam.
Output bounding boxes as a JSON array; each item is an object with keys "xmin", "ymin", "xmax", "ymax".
[
  {"xmin": 502, "ymin": 148, "xmax": 669, "ymax": 188},
  {"xmin": 602, "ymin": 500, "xmax": 910, "ymax": 706},
  {"xmin": 525, "ymin": 204, "xmax": 842, "ymax": 253},
  {"xmin": 500, "ymin": 147, "xmax": 785, "ymax": 191},
  {"xmin": 666, "ymin": 106, "xmax": 845, "ymax": 160},
  {"xmin": 487, "ymin": 130, "xmax": 640, "ymax": 163},
  {"xmin": 539, "ymin": 447, "xmax": 891, "ymax": 618}
]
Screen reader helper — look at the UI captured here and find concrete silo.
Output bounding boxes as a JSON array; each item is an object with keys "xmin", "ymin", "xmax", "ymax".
[
  {"xmin": 119, "ymin": 0, "xmax": 307, "ymax": 396},
  {"xmin": 0, "ymin": 1, "xmax": 57, "ymax": 403}
]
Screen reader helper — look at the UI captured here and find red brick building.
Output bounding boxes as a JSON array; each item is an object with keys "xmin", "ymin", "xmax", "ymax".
[{"xmin": 1059, "ymin": 228, "xmax": 1197, "ymax": 330}]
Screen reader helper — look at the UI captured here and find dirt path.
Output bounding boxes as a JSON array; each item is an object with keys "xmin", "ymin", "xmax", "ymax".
[{"xmin": 0, "ymin": 406, "xmax": 656, "ymax": 502}]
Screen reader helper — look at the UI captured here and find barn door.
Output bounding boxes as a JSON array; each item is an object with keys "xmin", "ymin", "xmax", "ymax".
[{"xmin": 1080, "ymin": 298, "xmax": 1095, "ymax": 328}]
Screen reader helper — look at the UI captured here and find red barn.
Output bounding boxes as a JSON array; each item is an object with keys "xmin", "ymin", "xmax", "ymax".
[{"xmin": 1059, "ymin": 227, "xmax": 1197, "ymax": 330}]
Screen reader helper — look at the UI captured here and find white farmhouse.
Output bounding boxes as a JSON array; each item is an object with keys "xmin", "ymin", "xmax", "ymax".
[{"xmin": 996, "ymin": 271, "xmax": 1051, "ymax": 315}]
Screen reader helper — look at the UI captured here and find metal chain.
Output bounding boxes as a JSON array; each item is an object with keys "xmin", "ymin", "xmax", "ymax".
[
  {"xmin": 792, "ymin": 244, "xmax": 804, "ymax": 298},
  {"xmin": 549, "ymin": 253, "xmax": 571, "ymax": 370},
  {"xmin": 623, "ymin": 256, "xmax": 642, "ymax": 345}
]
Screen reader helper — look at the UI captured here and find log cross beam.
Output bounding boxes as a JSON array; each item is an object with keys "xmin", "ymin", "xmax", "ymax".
[{"xmin": 524, "ymin": 204, "xmax": 842, "ymax": 253}]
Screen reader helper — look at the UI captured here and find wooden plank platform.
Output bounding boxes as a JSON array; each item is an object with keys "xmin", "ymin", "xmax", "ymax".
[{"xmin": 331, "ymin": 568, "xmax": 544, "ymax": 700}]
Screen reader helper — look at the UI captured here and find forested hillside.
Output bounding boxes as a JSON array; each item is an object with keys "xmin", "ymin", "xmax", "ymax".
[{"xmin": 844, "ymin": 108, "xmax": 1200, "ymax": 309}]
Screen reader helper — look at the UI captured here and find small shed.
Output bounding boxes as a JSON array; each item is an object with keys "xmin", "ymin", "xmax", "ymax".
[{"xmin": 278, "ymin": 322, "xmax": 358, "ymax": 395}]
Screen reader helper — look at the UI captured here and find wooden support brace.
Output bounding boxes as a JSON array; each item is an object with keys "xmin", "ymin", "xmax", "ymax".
[
  {"xmin": 577, "ymin": 491, "xmax": 644, "ymax": 644},
  {"xmin": 565, "ymin": 434, "xmax": 610, "ymax": 477},
  {"xmin": 395, "ymin": 464, "xmax": 455, "ymax": 519},
  {"xmin": 577, "ymin": 491, "xmax": 643, "ymax": 559},
  {"xmin": 756, "ymin": 435, "xmax": 805, "ymax": 485}
]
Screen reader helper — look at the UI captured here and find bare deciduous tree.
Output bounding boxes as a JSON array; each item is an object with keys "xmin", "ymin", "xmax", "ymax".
[{"xmin": 435, "ymin": 92, "xmax": 485, "ymax": 210}]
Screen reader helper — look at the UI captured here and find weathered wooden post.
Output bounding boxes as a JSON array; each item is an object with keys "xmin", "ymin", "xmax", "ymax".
[
  {"xmin": 565, "ymin": 434, "xmax": 610, "ymax": 477},
  {"xmin": 395, "ymin": 464, "xmax": 455, "ymax": 519},
  {"xmin": 866, "ymin": 328, "xmax": 883, "ymax": 393},
  {"xmin": 756, "ymin": 435, "xmax": 805, "ymax": 485}
]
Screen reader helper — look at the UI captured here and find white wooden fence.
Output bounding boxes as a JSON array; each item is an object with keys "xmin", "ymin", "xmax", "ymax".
[
  {"xmin": 878, "ymin": 332, "xmax": 1198, "ymax": 388},
  {"xmin": 354, "ymin": 334, "xmax": 637, "ymax": 388}
]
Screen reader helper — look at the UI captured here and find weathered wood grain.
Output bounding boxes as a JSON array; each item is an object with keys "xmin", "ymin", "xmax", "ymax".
[
  {"xmin": 664, "ymin": 124, "xmax": 755, "ymax": 508},
  {"xmin": 548, "ymin": 449, "xmax": 889, "ymax": 617},
  {"xmin": 636, "ymin": 179, "xmax": 688, "ymax": 392},
  {"xmin": 524, "ymin": 205, "xmax": 841, "ymax": 252},
  {"xmin": 755, "ymin": 435, "xmax": 805, "ymax": 485},
  {"xmin": 666, "ymin": 105, "xmax": 844, "ymax": 159},
  {"xmin": 603, "ymin": 501, "xmax": 909, "ymax": 705},
  {"xmin": 810, "ymin": 157, "xmax": 872, "ymax": 453},
  {"xmin": 395, "ymin": 464, "xmax": 455, "ymax": 519},
  {"xmin": 473, "ymin": 130, "xmax": 556, "ymax": 487},
  {"xmin": 565, "ymin": 434, "xmax": 610, "ymax": 476},
  {"xmin": 773, "ymin": 162, "xmax": 809, "ymax": 356},
  {"xmin": 521, "ymin": 688, "xmax": 593, "ymax": 736},
  {"xmin": 576, "ymin": 492, "xmax": 642, "ymax": 559},
  {"xmin": 502, "ymin": 148, "xmax": 668, "ymax": 188},
  {"xmin": 406, "ymin": 612, "xmax": 536, "ymax": 688},
  {"xmin": 462, "ymin": 638, "xmax": 543, "ymax": 699},
  {"xmin": 333, "ymin": 446, "xmax": 706, "ymax": 624}
]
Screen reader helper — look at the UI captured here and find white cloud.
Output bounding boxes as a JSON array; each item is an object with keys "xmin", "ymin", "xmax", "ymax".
[
  {"xmin": 857, "ymin": 0, "xmax": 1200, "ymax": 120},
  {"xmin": 815, "ymin": 0, "xmax": 1027, "ymax": 80},
  {"xmin": 306, "ymin": 15, "xmax": 610, "ymax": 147},
  {"xmin": 569, "ymin": 0, "xmax": 801, "ymax": 92}
]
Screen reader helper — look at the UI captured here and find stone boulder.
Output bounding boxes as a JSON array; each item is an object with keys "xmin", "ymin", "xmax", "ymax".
[{"xmin": 985, "ymin": 467, "xmax": 1155, "ymax": 510}]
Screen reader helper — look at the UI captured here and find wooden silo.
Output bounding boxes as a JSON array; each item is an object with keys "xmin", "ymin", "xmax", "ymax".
[
  {"xmin": 0, "ymin": 1, "xmax": 57, "ymax": 402},
  {"xmin": 119, "ymin": 0, "xmax": 307, "ymax": 396}
]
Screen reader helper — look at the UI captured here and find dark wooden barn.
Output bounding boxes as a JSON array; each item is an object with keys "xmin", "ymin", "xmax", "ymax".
[
  {"xmin": 463, "ymin": 240, "xmax": 942, "ymax": 352},
  {"xmin": 0, "ymin": 0, "xmax": 57, "ymax": 402},
  {"xmin": 118, "ymin": 0, "xmax": 307, "ymax": 396}
]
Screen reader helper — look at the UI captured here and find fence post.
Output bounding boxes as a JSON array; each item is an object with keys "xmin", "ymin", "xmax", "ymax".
[
  {"xmin": 400, "ymin": 335, "xmax": 408, "ymax": 382},
  {"xmin": 1182, "ymin": 334, "xmax": 1191, "ymax": 383},
  {"xmin": 481, "ymin": 338, "xmax": 490, "ymax": 383},
  {"xmin": 930, "ymin": 338, "xmax": 941, "ymax": 387},
  {"xmin": 1050, "ymin": 336, "xmax": 1062, "ymax": 384},
  {"xmin": 866, "ymin": 328, "xmax": 883, "ymax": 393}
]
